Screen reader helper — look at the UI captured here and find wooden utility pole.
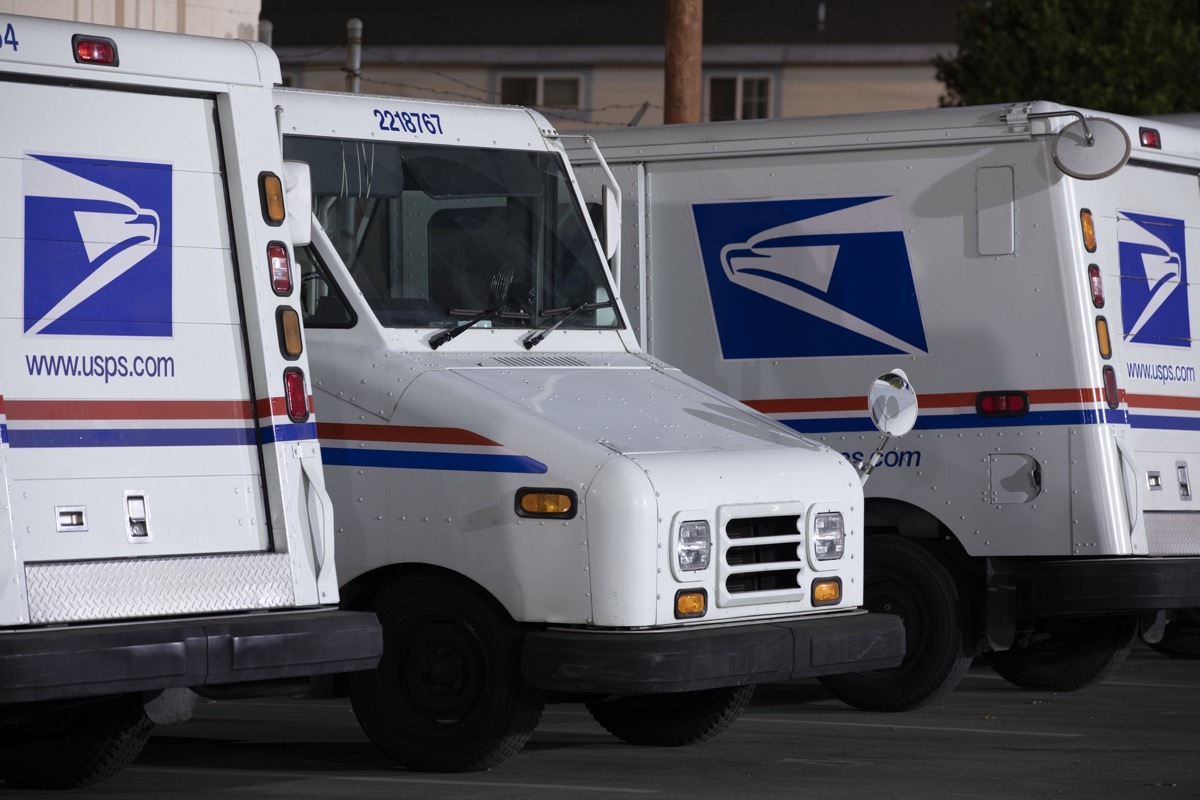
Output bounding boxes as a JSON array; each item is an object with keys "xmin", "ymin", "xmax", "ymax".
[{"xmin": 663, "ymin": 0, "xmax": 702, "ymax": 124}]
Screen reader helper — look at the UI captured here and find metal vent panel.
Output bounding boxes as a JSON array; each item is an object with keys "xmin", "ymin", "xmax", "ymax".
[
  {"xmin": 491, "ymin": 355, "xmax": 590, "ymax": 367},
  {"xmin": 26, "ymin": 553, "xmax": 295, "ymax": 624},
  {"xmin": 1144, "ymin": 512, "xmax": 1200, "ymax": 556}
]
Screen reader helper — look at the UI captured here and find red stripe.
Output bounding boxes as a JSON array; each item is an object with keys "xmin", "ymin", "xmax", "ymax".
[
  {"xmin": 5, "ymin": 399, "xmax": 253, "ymax": 421},
  {"xmin": 745, "ymin": 388, "xmax": 1105, "ymax": 415},
  {"xmin": 1126, "ymin": 393, "xmax": 1200, "ymax": 411},
  {"xmin": 256, "ymin": 395, "xmax": 317, "ymax": 419},
  {"xmin": 318, "ymin": 421, "xmax": 499, "ymax": 447}
]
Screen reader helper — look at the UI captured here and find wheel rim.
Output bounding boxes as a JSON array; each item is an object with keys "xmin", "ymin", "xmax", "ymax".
[
  {"xmin": 863, "ymin": 571, "xmax": 934, "ymax": 676},
  {"xmin": 399, "ymin": 618, "xmax": 487, "ymax": 723}
]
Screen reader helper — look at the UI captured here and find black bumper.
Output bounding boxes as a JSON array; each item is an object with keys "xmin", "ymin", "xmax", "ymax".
[
  {"xmin": 522, "ymin": 611, "xmax": 904, "ymax": 694},
  {"xmin": 1033, "ymin": 557, "xmax": 1200, "ymax": 615},
  {"xmin": 0, "ymin": 608, "xmax": 382, "ymax": 704}
]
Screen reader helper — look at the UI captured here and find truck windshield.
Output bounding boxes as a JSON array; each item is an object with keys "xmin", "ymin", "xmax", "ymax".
[{"xmin": 283, "ymin": 135, "xmax": 620, "ymax": 332}]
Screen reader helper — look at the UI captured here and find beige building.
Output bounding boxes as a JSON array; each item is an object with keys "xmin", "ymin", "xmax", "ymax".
[
  {"xmin": 2, "ymin": 0, "xmax": 260, "ymax": 40},
  {"xmin": 261, "ymin": 1, "xmax": 971, "ymax": 130}
]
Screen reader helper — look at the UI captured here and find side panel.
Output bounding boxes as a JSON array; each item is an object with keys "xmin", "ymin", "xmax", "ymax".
[{"xmin": 609, "ymin": 142, "xmax": 1105, "ymax": 558}]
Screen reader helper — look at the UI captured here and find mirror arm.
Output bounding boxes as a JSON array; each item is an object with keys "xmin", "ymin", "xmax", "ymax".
[{"xmin": 856, "ymin": 432, "xmax": 892, "ymax": 485}]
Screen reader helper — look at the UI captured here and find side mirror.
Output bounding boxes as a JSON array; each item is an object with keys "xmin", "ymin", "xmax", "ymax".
[
  {"xmin": 601, "ymin": 184, "xmax": 620, "ymax": 263},
  {"xmin": 283, "ymin": 160, "xmax": 312, "ymax": 247},
  {"xmin": 858, "ymin": 369, "xmax": 918, "ymax": 483},
  {"xmin": 1052, "ymin": 117, "xmax": 1131, "ymax": 180},
  {"xmin": 868, "ymin": 369, "xmax": 918, "ymax": 437}
]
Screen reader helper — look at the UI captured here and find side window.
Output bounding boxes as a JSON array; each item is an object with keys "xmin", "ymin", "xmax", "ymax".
[
  {"xmin": 297, "ymin": 244, "xmax": 355, "ymax": 328},
  {"xmin": 496, "ymin": 71, "xmax": 588, "ymax": 122},
  {"xmin": 707, "ymin": 73, "xmax": 772, "ymax": 122}
]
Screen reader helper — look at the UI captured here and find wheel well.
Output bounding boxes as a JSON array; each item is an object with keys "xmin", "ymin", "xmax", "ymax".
[
  {"xmin": 340, "ymin": 563, "xmax": 516, "ymax": 624},
  {"xmin": 863, "ymin": 497, "xmax": 983, "ymax": 653}
]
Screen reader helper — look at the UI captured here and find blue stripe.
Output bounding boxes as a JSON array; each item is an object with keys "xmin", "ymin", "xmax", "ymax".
[
  {"xmin": 322, "ymin": 446, "xmax": 548, "ymax": 475},
  {"xmin": 0, "ymin": 424, "xmax": 7, "ymax": 445},
  {"xmin": 1128, "ymin": 414, "xmax": 1200, "ymax": 431},
  {"xmin": 782, "ymin": 408, "xmax": 1129, "ymax": 435},
  {"xmin": 9, "ymin": 427, "xmax": 256, "ymax": 448},
  {"xmin": 262, "ymin": 421, "xmax": 319, "ymax": 444}
]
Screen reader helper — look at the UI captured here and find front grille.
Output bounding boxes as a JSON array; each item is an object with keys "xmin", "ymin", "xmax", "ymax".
[
  {"xmin": 719, "ymin": 513, "xmax": 805, "ymax": 606},
  {"xmin": 1145, "ymin": 512, "xmax": 1200, "ymax": 555}
]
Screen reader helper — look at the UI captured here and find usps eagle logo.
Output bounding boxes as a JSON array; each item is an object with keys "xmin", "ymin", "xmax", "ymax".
[
  {"xmin": 691, "ymin": 195, "xmax": 927, "ymax": 359},
  {"xmin": 1118, "ymin": 211, "xmax": 1190, "ymax": 348},
  {"xmin": 24, "ymin": 154, "xmax": 172, "ymax": 337}
]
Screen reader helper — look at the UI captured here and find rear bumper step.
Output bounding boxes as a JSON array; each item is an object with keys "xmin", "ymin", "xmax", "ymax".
[
  {"xmin": 0, "ymin": 608, "xmax": 382, "ymax": 704},
  {"xmin": 1033, "ymin": 557, "xmax": 1200, "ymax": 615}
]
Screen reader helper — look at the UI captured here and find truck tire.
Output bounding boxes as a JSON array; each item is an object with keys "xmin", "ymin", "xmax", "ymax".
[
  {"xmin": 818, "ymin": 534, "xmax": 972, "ymax": 712},
  {"xmin": 586, "ymin": 684, "xmax": 755, "ymax": 746},
  {"xmin": 349, "ymin": 574, "xmax": 544, "ymax": 772},
  {"xmin": 0, "ymin": 694, "xmax": 154, "ymax": 789},
  {"xmin": 983, "ymin": 617, "xmax": 1137, "ymax": 691},
  {"xmin": 1145, "ymin": 609, "xmax": 1200, "ymax": 658}
]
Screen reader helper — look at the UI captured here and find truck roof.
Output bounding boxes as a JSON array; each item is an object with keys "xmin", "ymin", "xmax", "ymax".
[
  {"xmin": 0, "ymin": 12, "xmax": 280, "ymax": 88},
  {"xmin": 573, "ymin": 100, "xmax": 1200, "ymax": 170}
]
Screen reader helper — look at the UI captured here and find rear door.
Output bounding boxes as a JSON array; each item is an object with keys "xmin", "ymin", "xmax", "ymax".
[
  {"xmin": 1098, "ymin": 160, "xmax": 1200, "ymax": 553},
  {"xmin": 0, "ymin": 79, "xmax": 269, "ymax": 568}
]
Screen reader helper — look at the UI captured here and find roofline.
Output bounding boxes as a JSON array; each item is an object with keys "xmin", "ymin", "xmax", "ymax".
[{"xmin": 274, "ymin": 43, "xmax": 954, "ymax": 68}]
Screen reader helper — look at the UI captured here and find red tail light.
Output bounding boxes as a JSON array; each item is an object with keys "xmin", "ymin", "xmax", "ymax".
[
  {"xmin": 1088, "ymin": 264, "xmax": 1105, "ymax": 308},
  {"xmin": 976, "ymin": 391, "xmax": 1029, "ymax": 417},
  {"xmin": 73, "ymin": 36, "xmax": 117, "ymax": 66},
  {"xmin": 1103, "ymin": 366, "xmax": 1120, "ymax": 410},
  {"xmin": 283, "ymin": 368, "xmax": 310, "ymax": 422},
  {"xmin": 1140, "ymin": 127, "xmax": 1162, "ymax": 149},
  {"xmin": 268, "ymin": 242, "xmax": 292, "ymax": 295}
]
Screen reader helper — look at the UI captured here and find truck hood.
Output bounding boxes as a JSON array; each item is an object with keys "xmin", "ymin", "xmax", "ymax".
[{"xmin": 441, "ymin": 356, "xmax": 820, "ymax": 456}]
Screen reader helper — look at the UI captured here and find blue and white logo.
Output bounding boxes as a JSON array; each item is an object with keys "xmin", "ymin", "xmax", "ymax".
[
  {"xmin": 1118, "ymin": 211, "xmax": 1189, "ymax": 348},
  {"xmin": 24, "ymin": 154, "xmax": 172, "ymax": 337},
  {"xmin": 691, "ymin": 195, "xmax": 927, "ymax": 359}
]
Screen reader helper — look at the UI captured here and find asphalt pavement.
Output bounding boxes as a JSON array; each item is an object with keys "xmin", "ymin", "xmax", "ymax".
[{"xmin": 9, "ymin": 642, "xmax": 1199, "ymax": 799}]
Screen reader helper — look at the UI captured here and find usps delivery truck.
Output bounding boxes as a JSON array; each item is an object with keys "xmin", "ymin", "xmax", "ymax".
[
  {"xmin": 567, "ymin": 101, "xmax": 1200, "ymax": 711},
  {"xmin": 0, "ymin": 16, "xmax": 381, "ymax": 788},
  {"xmin": 273, "ymin": 85, "xmax": 913, "ymax": 772}
]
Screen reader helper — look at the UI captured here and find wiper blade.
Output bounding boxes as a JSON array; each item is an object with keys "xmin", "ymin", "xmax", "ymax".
[
  {"xmin": 429, "ymin": 307, "xmax": 503, "ymax": 349},
  {"xmin": 429, "ymin": 307, "xmax": 533, "ymax": 349},
  {"xmin": 522, "ymin": 300, "xmax": 613, "ymax": 350}
]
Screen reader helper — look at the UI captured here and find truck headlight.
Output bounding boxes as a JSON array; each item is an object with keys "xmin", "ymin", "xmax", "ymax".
[
  {"xmin": 812, "ymin": 512, "xmax": 845, "ymax": 561},
  {"xmin": 677, "ymin": 520, "xmax": 711, "ymax": 571}
]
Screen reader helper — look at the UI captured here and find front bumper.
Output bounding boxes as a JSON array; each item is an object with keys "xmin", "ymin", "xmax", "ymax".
[
  {"xmin": 0, "ymin": 608, "xmax": 382, "ymax": 704},
  {"xmin": 1033, "ymin": 556, "xmax": 1200, "ymax": 615},
  {"xmin": 522, "ymin": 610, "xmax": 903, "ymax": 694}
]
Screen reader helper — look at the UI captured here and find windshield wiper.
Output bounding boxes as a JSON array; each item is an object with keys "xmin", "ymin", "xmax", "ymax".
[
  {"xmin": 522, "ymin": 300, "xmax": 613, "ymax": 350},
  {"xmin": 429, "ymin": 307, "xmax": 505, "ymax": 349},
  {"xmin": 429, "ymin": 307, "xmax": 534, "ymax": 349}
]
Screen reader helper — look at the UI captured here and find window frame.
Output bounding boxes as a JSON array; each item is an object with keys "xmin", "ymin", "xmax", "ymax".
[
  {"xmin": 491, "ymin": 69, "xmax": 591, "ymax": 122},
  {"xmin": 704, "ymin": 70, "xmax": 777, "ymax": 122}
]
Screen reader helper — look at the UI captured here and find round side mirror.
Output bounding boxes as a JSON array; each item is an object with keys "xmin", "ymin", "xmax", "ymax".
[
  {"xmin": 868, "ymin": 369, "xmax": 918, "ymax": 437},
  {"xmin": 1052, "ymin": 117, "xmax": 1131, "ymax": 180}
]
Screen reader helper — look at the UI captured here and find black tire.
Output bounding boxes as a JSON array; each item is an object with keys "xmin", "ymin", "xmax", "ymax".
[
  {"xmin": 1145, "ymin": 609, "xmax": 1200, "ymax": 658},
  {"xmin": 349, "ymin": 574, "xmax": 544, "ymax": 772},
  {"xmin": 586, "ymin": 684, "xmax": 755, "ymax": 746},
  {"xmin": 0, "ymin": 694, "xmax": 154, "ymax": 789},
  {"xmin": 818, "ymin": 534, "xmax": 972, "ymax": 712},
  {"xmin": 984, "ymin": 617, "xmax": 1137, "ymax": 691}
]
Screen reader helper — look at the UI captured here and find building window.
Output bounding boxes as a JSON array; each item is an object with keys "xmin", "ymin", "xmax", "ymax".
[
  {"xmin": 499, "ymin": 74, "xmax": 582, "ymax": 110},
  {"xmin": 707, "ymin": 74, "xmax": 772, "ymax": 122}
]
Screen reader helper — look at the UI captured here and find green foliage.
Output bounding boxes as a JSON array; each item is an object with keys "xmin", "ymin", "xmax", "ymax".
[{"xmin": 934, "ymin": 0, "xmax": 1200, "ymax": 114}]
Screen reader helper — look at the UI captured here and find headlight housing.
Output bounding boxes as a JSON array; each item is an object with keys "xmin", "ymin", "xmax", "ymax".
[
  {"xmin": 677, "ymin": 520, "xmax": 712, "ymax": 571},
  {"xmin": 812, "ymin": 511, "xmax": 845, "ymax": 561}
]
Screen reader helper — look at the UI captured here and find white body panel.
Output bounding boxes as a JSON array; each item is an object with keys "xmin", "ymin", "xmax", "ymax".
[
  {"xmin": 0, "ymin": 15, "xmax": 335, "ymax": 627},
  {"xmin": 568, "ymin": 101, "xmax": 1200, "ymax": 565},
  {"xmin": 278, "ymin": 86, "xmax": 871, "ymax": 631}
]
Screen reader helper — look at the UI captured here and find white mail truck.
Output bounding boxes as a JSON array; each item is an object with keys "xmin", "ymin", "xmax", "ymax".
[
  {"xmin": 567, "ymin": 101, "xmax": 1200, "ymax": 711},
  {"xmin": 0, "ymin": 15, "xmax": 380, "ymax": 788},
  {"xmin": 274, "ymin": 85, "xmax": 910, "ymax": 772}
]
